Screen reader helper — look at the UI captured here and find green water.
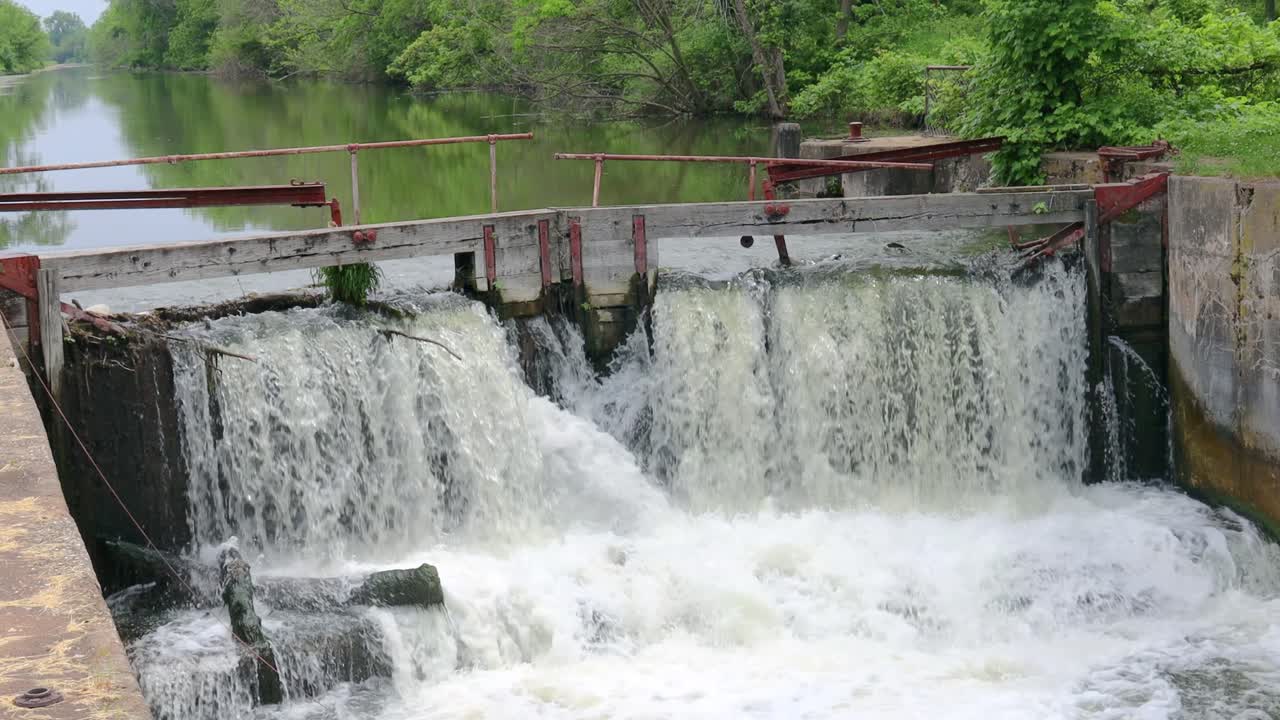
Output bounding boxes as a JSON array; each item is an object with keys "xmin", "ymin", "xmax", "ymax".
[{"xmin": 0, "ymin": 67, "xmax": 775, "ymax": 252}]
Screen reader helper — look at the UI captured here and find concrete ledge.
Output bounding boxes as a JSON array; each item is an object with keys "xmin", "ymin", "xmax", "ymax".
[{"xmin": 0, "ymin": 329, "xmax": 149, "ymax": 718}]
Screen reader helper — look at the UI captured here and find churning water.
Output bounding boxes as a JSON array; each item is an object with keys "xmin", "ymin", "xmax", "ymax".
[{"xmin": 124, "ymin": 261, "xmax": 1280, "ymax": 720}]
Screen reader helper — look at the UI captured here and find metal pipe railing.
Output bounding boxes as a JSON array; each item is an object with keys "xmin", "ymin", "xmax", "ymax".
[
  {"xmin": 554, "ymin": 152, "xmax": 931, "ymax": 207},
  {"xmin": 1, "ymin": 134, "xmax": 536, "ymax": 176},
  {"xmin": 1, "ymin": 133, "xmax": 536, "ymax": 222}
]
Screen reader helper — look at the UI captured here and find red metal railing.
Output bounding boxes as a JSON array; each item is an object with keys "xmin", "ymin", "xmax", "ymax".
[
  {"xmin": 0, "ymin": 133, "xmax": 536, "ymax": 222},
  {"xmin": 553, "ymin": 152, "xmax": 932, "ymax": 208},
  {"xmin": 765, "ymin": 136, "xmax": 1004, "ymax": 184},
  {"xmin": 0, "ymin": 183, "xmax": 331, "ymax": 213}
]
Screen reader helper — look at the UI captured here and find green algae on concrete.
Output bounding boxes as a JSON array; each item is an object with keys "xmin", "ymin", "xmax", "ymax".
[{"xmin": 1170, "ymin": 358, "xmax": 1280, "ymax": 539}]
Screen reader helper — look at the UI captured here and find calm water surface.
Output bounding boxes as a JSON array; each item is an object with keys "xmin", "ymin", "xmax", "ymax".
[
  {"xmin": 0, "ymin": 68, "xmax": 781, "ymax": 254},
  {"xmin": 1, "ymin": 68, "xmax": 844, "ymax": 307}
]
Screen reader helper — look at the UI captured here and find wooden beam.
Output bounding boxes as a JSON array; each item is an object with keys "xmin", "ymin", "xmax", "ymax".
[
  {"xmin": 32, "ymin": 192, "xmax": 1090, "ymax": 294},
  {"xmin": 37, "ymin": 269, "xmax": 62, "ymax": 398},
  {"xmin": 571, "ymin": 192, "xmax": 1090, "ymax": 240},
  {"xmin": 40, "ymin": 210, "xmax": 557, "ymax": 292}
]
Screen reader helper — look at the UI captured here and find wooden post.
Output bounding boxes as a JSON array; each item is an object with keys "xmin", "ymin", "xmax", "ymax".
[
  {"xmin": 771, "ymin": 123, "xmax": 802, "ymax": 162},
  {"xmin": 770, "ymin": 123, "xmax": 801, "ymax": 266},
  {"xmin": 37, "ymin": 268, "xmax": 63, "ymax": 398}
]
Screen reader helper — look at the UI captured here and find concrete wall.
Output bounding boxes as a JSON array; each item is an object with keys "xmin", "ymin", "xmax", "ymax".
[
  {"xmin": 1168, "ymin": 176, "xmax": 1280, "ymax": 531},
  {"xmin": 0, "ymin": 326, "xmax": 150, "ymax": 718},
  {"xmin": 799, "ymin": 135, "xmax": 992, "ymax": 197}
]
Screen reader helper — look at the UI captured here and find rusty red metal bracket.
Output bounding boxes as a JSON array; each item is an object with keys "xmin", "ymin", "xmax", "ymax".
[
  {"xmin": 1094, "ymin": 173, "xmax": 1169, "ymax": 224},
  {"xmin": 0, "ymin": 254, "xmax": 40, "ymax": 346},
  {"xmin": 0, "ymin": 254, "xmax": 125, "ymax": 341},
  {"xmin": 761, "ymin": 182, "xmax": 792, "ymax": 266},
  {"xmin": 0, "ymin": 183, "xmax": 330, "ymax": 212},
  {"xmin": 1019, "ymin": 172, "xmax": 1169, "ymax": 270},
  {"xmin": 483, "ymin": 225, "xmax": 497, "ymax": 287},
  {"xmin": 1098, "ymin": 141, "xmax": 1171, "ymax": 183}
]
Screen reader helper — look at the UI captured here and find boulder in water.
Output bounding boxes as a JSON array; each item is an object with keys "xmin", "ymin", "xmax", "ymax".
[{"xmin": 348, "ymin": 563, "xmax": 444, "ymax": 609}]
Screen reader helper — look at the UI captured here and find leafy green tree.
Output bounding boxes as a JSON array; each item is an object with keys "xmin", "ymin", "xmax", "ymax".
[
  {"xmin": 45, "ymin": 10, "xmax": 88, "ymax": 63},
  {"xmin": 0, "ymin": 0, "xmax": 50, "ymax": 74}
]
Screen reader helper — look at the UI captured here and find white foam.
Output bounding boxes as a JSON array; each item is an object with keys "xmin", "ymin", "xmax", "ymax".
[{"xmin": 135, "ymin": 269, "xmax": 1280, "ymax": 720}]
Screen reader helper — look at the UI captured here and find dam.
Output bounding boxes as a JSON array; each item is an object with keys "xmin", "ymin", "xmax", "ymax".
[{"xmin": 2, "ymin": 132, "xmax": 1279, "ymax": 719}]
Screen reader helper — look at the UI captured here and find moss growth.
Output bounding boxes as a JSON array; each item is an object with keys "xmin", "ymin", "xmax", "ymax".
[{"xmin": 1169, "ymin": 359, "xmax": 1280, "ymax": 540}]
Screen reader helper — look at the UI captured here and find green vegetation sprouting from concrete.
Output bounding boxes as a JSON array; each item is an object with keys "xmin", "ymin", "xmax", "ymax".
[
  {"xmin": 316, "ymin": 263, "xmax": 382, "ymax": 306},
  {"xmin": 1159, "ymin": 103, "xmax": 1280, "ymax": 178}
]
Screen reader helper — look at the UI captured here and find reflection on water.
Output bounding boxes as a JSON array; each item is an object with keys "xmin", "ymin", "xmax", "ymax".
[{"xmin": 0, "ymin": 68, "xmax": 775, "ymax": 253}]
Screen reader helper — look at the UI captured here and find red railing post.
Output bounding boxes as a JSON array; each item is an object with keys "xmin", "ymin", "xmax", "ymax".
[{"xmin": 483, "ymin": 225, "xmax": 497, "ymax": 288}]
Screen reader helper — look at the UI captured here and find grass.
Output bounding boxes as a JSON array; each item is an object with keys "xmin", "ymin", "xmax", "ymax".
[
  {"xmin": 1162, "ymin": 105, "xmax": 1280, "ymax": 179},
  {"xmin": 315, "ymin": 263, "xmax": 382, "ymax": 305}
]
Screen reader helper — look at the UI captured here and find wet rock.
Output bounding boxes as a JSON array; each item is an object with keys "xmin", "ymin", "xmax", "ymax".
[
  {"xmin": 348, "ymin": 564, "xmax": 444, "ymax": 609},
  {"xmin": 102, "ymin": 539, "xmax": 216, "ymax": 604}
]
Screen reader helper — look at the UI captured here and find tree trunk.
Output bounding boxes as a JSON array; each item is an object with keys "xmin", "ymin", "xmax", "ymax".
[
  {"xmin": 836, "ymin": 0, "xmax": 853, "ymax": 40},
  {"xmin": 220, "ymin": 546, "xmax": 284, "ymax": 706},
  {"xmin": 1268, "ymin": 0, "xmax": 1277, "ymax": 23},
  {"xmin": 732, "ymin": 0, "xmax": 787, "ymax": 119}
]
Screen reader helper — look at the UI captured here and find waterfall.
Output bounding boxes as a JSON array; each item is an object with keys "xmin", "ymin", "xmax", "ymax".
[
  {"xmin": 118, "ymin": 263, "xmax": 1280, "ymax": 720},
  {"xmin": 544, "ymin": 266, "xmax": 1087, "ymax": 512}
]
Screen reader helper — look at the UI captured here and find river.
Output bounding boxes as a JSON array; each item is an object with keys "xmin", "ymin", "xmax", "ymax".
[{"xmin": 2, "ymin": 67, "xmax": 843, "ymax": 308}]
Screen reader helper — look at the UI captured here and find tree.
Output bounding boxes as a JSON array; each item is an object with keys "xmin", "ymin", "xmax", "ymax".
[
  {"xmin": 0, "ymin": 0, "xmax": 50, "ymax": 74},
  {"xmin": 962, "ymin": 0, "xmax": 1115, "ymax": 184},
  {"xmin": 44, "ymin": 10, "xmax": 88, "ymax": 63},
  {"xmin": 731, "ymin": 0, "xmax": 787, "ymax": 118}
]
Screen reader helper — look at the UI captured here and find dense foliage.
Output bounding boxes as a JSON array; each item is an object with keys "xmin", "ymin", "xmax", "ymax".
[
  {"xmin": 964, "ymin": 0, "xmax": 1280, "ymax": 183},
  {"xmin": 0, "ymin": 0, "xmax": 49, "ymax": 74},
  {"xmin": 45, "ymin": 10, "xmax": 88, "ymax": 63},
  {"xmin": 83, "ymin": 0, "xmax": 1280, "ymax": 179}
]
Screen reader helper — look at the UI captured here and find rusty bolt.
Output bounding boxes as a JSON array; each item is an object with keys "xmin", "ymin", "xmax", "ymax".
[
  {"xmin": 739, "ymin": 235, "xmax": 755, "ymax": 248},
  {"xmin": 14, "ymin": 687, "xmax": 64, "ymax": 708}
]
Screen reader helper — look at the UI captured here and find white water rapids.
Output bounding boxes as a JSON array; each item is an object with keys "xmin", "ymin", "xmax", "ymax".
[{"xmin": 124, "ymin": 263, "xmax": 1280, "ymax": 720}]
